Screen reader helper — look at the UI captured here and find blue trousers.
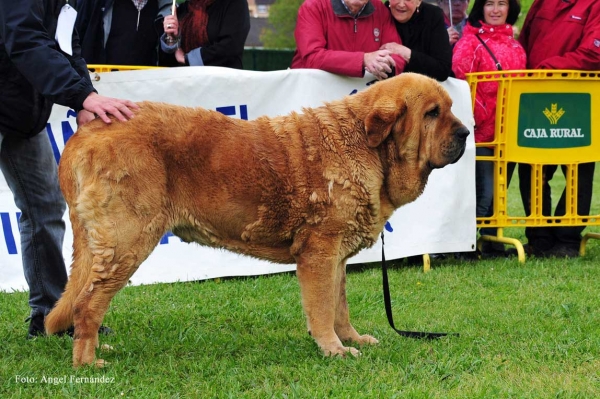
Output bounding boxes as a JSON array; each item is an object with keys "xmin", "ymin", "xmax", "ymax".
[
  {"xmin": 0, "ymin": 130, "xmax": 67, "ymax": 318},
  {"xmin": 476, "ymin": 147, "xmax": 496, "ymax": 237},
  {"xmin": 518, "ymin": 162, "xmax": 595, "ymax": 250}
]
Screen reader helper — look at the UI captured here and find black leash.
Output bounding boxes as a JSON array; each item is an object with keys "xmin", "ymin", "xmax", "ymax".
[{"xmin": 381, "ymin": 232, "xmax": 459, "ymax": 339}]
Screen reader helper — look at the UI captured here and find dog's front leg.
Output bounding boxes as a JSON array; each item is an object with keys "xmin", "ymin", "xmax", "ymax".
[
  {"xmin": 294, "ymin": 233, "xmax": 359, "ymax": 357},
  {"xmin": 333, "ymin": 261, "xmax": 379, "ymax": 346}
]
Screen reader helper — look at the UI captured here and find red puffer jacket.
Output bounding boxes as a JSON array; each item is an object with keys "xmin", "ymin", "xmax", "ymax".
[{"xmin": 452, "ymin": 22, "xmax": 526, "ymax": 143}]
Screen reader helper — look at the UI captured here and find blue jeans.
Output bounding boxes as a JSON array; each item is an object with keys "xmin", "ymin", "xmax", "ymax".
[
  {"xmin": 476, "ymin": 147, "xmax": 496, "ymax": 237},
  {"xmin": 0, "ymin": 130, "xmax": 67, "ymax": 318}
]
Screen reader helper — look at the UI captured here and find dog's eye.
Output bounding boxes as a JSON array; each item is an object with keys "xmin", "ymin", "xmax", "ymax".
[{"xmin": 425, "ymin": 106, "xmax": 440, "ymax": 118}]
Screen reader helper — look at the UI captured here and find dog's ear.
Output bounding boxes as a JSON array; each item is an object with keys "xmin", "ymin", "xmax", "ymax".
[{"xmin": 364, "ymin": 96, "xmax": 407, "ymax": 148}]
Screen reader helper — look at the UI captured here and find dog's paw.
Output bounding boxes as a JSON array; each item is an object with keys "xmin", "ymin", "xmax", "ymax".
[
  {"xmin": 356, "ymin": 334, "xmax": 379, "ymax": 346},
  {"xmin": 323, "ymin": 346, "xmax": 361, "ymax": 358},
  {"xmin": 95, "ymin": 359, "xmax": 109, "ymax": 368}
]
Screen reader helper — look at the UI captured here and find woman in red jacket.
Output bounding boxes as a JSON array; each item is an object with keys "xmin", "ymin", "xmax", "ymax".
[{"xmin": 452, "ymin": 0, "xmax": 525, "ymax": 257}]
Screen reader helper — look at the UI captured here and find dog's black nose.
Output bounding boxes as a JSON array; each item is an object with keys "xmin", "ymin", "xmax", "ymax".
[{"xmin": 455, "ymin": 126, "xmax": 470, "ymax": 140}]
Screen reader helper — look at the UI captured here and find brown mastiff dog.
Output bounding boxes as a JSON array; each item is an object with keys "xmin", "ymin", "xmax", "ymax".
[{"xmin": 45, "ymin": 73, "xmax": 468, "ymax": 367}]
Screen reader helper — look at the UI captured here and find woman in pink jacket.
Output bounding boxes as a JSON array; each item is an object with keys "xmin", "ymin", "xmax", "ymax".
[{"xmin": 452, "ymin": 0, "xmax": 526, "ymax": 257}]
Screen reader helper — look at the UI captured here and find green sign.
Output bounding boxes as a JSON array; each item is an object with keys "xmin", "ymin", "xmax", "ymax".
[{"xmin": 517, "ymin": 93, "xmax": 591, "ymax": 148}]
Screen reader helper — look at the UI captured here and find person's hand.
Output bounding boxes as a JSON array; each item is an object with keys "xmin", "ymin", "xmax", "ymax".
[
  {"xmin": 82, "ymin": 92, "xmax": 139, "ymax": 124},
  {"xmin": 76, "ymin": 110, "xmax": 96, "ymax": 126},
  {"xmin": 380, "ymin": 42, "xmax": 411, "ymax": 63},
  {"xmin": 447, "ymin": 27, "xmax": 460, "ymax": 46},
  {"xmin": 363, "ymin": 50, "xmax": 395, "ymax": 80},
  {"xmin": 163, "ymin": 14, "xmax": 179, "ymax": 37},
  {"xmin": 175, "ymin": 48, "xmax": 186, "ymax": 64}
]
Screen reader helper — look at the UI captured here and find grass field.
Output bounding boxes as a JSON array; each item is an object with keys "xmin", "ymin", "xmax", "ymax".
[{"xmin": 2, "ymin": 166, "xmax": 600, "ymax": 397}]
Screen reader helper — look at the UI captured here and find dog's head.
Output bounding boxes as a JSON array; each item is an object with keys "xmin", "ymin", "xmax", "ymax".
[{"xmin": 350, "ymin": 73, "xmax": 469, "ymax": 207}]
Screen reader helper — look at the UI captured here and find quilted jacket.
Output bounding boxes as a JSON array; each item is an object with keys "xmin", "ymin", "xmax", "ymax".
[{"xmin": 452, "ymin": 22, "xmax": 526, "ymax": 143}]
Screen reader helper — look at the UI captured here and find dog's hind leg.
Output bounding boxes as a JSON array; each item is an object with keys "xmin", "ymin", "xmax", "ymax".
[
  {"xmin": 70, "ymin": 196, "xmax": 168, "ymax": 367},
  {"xmin": 45, "ymin": 209, "xmax": 95, "ymax": 336},
  {"xmin": 333, "ymin": 260, "xmax": 379, "ymax": 346},
  {"xmin": 294, "ymin": 232, "xmax": 359, "ymax": 357}
]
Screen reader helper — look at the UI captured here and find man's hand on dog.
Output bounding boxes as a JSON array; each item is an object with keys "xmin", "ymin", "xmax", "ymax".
[{"xmin": 82, "ymin": 92, "xmax": 139, "ymax": 124}]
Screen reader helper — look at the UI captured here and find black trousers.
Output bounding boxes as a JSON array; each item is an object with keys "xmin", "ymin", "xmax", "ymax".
[{"xmin": 517, "ymin": 162, "xmax": 595, "ymax": 250}]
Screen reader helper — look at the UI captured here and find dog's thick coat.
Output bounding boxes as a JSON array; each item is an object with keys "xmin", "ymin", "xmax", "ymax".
[{"xmin": 45, "ymin": 73, "xmax": 468, "ymax": 366}]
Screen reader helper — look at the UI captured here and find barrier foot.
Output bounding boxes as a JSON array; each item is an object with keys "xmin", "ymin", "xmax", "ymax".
[
  {"xmin": 580, "ymin": 233, "xmax": 600, "ymax": 256},
  {"xmin": 422, "ymin": 254, "xmax": 431, "ymax": 273},
  {"xmin": 478, "ymin": 235, "xmax": 526, "ymax": 264}
]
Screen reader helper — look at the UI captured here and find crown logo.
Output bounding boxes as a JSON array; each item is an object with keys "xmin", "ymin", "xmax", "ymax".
[{"xmin": 543, "ymin": 103, "xmax": 565, "ymax": 125}]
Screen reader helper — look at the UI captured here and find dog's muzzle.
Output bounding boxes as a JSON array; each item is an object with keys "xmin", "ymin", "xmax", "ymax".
[{"xmin": 449, "ymin": 126, "xmax": 469, "ymax": 164}]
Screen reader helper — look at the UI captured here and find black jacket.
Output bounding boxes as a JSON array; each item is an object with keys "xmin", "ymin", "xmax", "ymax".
[
  {"xmin": 387, "ymin": 2, "xmax": 452, "ymax": 81},
  {"xmin": 0, "ymin": 0, "xmax": 96, "ymax": 138},
  {"xmin": 75, "ymin": 0, "xmax": 172, "ymax": 66},
  {"xmin": 163, "ymin": 0, "xmax": 250, "ymax": 69}
]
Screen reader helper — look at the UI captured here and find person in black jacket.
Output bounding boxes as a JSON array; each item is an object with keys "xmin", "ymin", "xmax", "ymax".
[
  {"xmin": 75, "ymin": 0, "xmax": 173, "ymax": 66},
  {"xmin": 382, "ymin": 0, "xmax": 452, "ymax": 81},
  {"xmin": 160, "ymin": 0, "xmax": 250, "ymax": 68},
  {"xmin": 0, "ymin": 0, "xmax": 138, "ymax": 338}
]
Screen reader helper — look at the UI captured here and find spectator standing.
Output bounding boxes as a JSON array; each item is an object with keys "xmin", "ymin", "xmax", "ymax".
[
  {"xmin": 452, "ymin": 0, "xmax": 525, "ymax": 258},
  {"xmin": 516, "ymin": 0, "xmax": 600, "ymax": 258},
  {"xmin": 291, "ymin": 0, "xmax": 406, "ymax": 81},
  {"xmin": 161, "ymin": 0, "xmax": 250, "ymax": 69},
  {"xmin": 75, "ymin": 0, "xmax": 173, "ymax": 66},
  {"xmin": 438, "ymin": 0, "xmax": 469, "ymax": 46},
  {"xmin": 382, "ymin": 0, "xmax": 452, "ymax": 81},
  {"xmin": 0, "ymin": 0, "xmax": 139, "ymax": 337}
]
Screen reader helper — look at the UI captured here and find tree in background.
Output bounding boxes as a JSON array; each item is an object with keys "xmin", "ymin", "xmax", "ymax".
[{"xmin": 260, "ymin": 0, "xmax": 303, "ymax": 49}]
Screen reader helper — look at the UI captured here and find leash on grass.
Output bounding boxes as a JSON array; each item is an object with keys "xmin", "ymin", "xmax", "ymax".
[{"xmin": 381, "ymin": 231, "xmax": 459, "ymax": 339}]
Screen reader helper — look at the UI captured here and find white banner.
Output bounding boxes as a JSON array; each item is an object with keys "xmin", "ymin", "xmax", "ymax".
[{"xmin": 0, "ymin": 67, "xmax": 475, "ymax": 291}]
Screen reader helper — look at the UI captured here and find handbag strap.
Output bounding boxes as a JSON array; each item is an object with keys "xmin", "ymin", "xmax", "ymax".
[{"xmin": 476, "ymin": 34, "xmax": 503, "ymax": 71}]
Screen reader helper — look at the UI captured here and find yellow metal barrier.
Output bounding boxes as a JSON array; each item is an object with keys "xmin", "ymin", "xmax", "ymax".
[
  {"xmin": 86, "ymin": 64, "xmax": 161, "ymax": 81},
  {"xmin": 466, "ymin": 70, "xmax": 600, "ymax": 262},
  {"xmin": 86, "ymin": 64, "xmax": 161, "ymax": 72}
]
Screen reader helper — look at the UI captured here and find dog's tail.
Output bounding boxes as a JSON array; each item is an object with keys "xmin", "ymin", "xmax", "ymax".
[
  {"xmin": 45, "ymin": 250, "xmax": 94, "ymax": 335},
  {"xmin": 45, "ymin": 151, "xmax": 92, "ymax": 335}
]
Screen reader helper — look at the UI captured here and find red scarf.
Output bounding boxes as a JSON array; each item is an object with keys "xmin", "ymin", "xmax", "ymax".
[{"xmin": 180, "ymin": 0, "xmax": 216, "ymax": 53}]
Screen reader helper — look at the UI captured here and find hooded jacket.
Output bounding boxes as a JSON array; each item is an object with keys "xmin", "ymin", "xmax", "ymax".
[
  {"xmin": 291, "ymin": 0, "xmax": 405, "ymax": 77},
  {"xmin": 452, "ymin": 22, "xmax": 526, "ymax": 143},
  {"xmin": 518, "ymin": 0, "xmax": 600, "ymax": 70},
  {"xmin": 0, "ymin": 0, "xmax": 96, "ymax": 138}
]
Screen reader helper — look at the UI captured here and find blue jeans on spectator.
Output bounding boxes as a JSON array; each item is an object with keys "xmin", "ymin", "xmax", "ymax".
[
  {"xmin": 476, "ymin": 146, "xmax": 496, "ymax": 238},
  {"xmin": 0, "ymin": 130, "xmax": 67, "ymax": 319}
]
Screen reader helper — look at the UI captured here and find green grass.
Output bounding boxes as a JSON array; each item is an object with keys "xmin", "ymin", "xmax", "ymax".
[
  {"xmin": 2, "ymin": 163, "xmax": 600, "ymax": 398},
  {"xmin": 2, "ymin": 257, "xmax": 599, "ymax": 398}
]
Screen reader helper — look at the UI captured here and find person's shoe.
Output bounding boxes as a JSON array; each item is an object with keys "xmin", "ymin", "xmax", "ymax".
[
  {"xmin": 26, "ymin": 313, "xmax": 46, "ymax": 339},
  {"xmin": 26, "ymin": 314, "xmax": 114, "ymax": 339},
  {"xmin": 454, "ymin": 250, "xmax": 480, "ymax": 261},
  {"xmin": 506, "ymin": 243, "xmax": 546, "ymax": 258},
  {"xmin": 506, "ymin": 243, "xmax": 579, "ymax": 259},
  {"xmin": 545, "ymin": 245, "xmax": 579, "ymax": 258},
  {"xmin": 405, "ymin": 255, "xmax": 423, "ymax": 266},
  {"xmin": 480, "ymin": 241, "xmax": 508, "ymax": 259}
]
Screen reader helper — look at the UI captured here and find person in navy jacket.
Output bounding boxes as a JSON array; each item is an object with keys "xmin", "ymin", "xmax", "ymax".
[{"xmin": 0, "ymin": 0, "xmax": 138, "ymax": 337}]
